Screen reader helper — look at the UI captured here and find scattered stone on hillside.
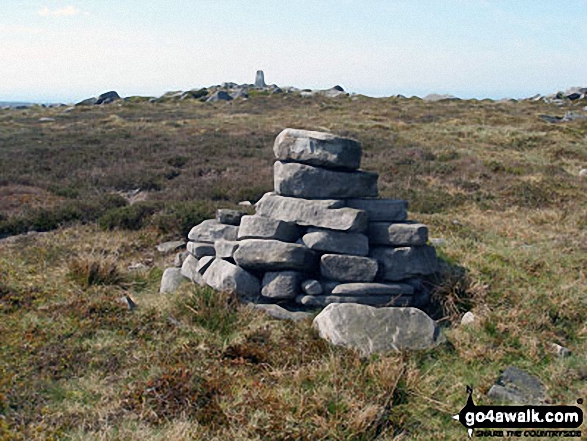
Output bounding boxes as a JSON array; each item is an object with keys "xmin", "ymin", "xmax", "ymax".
[
  {"xmin": 320, "ymin": 254, "xmax": 378, "ymax": 282},
  {"xmin": 38, "ymin": 117, "xmax": 56, "ymax": 123},
  {"xmin": 423, "ymin": 93, "xmax": 459, "ymax": 102},
  {"xmin": 214, "ymin": 240, "xmax": 240, "ymax": 259},
  {"xmin": 156, "ymin": 240, "xmax": 186, "ymax": 253},
  {"xmin": 549, "ymin": 342, "xmax": 571, "ymax": 358},
  {"xmin": 429, "ymin": 237, "xmax": 447, "ymax": 246},
  {"xmin": 253, "ymin": 304, "xmax": 313, "ymax": 321},
  {"xmin": 331, "ymin": 282, "xmax": 414, "ymax": 296},
  {"xmin": 261, "ymin": 271, "xmax": 305, "ymax": 299},
  {"xmin": 203, "ymin": 258, "xmax": 260, "ymax": 298},
  {"xmin": 128, "ymin": 262, "xmax": 149, "ymax": 272},
  {"xmin": 239, "ymin": 201, "xmax": 253, "ymax": 206},
  {"xmin": 188, "ymin": 219, "xmax": 238, "ymax": 243},
  {"xmin": 95, "ymin": 91, "xmax": 121, "ymax": 105},
  {"xmin": 216, "ymin": 209, "xmax": 246, "ymax": 226},
  {"xmin": 487, "ymin": 367, "xmax": 546, "ymax": 404},
  {"xmin": 174, "ymin": 251, "xmax": 190, "ymax": 268},
  {"xmin": 255, "ymin": 70, "xmax": 266, "ymax": 88},
  {"xmin": 206, "ymin": 91, "xmax": 233, "ymax": 102},
  {"xmin": 302, "ymin": 228, "xmax": 369, "ymax": 256},
  {"xmin": 230, "ymin": 89, "xmax": 249, "ymax": 99},
  {"xmin": 255, "ymin": 192, "xmax": 368, "ymax": 232},
  {"xmin": 297, "ymin": 294, "xmax": 413, "ymax": 307},
  {"xmin": 186, "ymin": 242, "xmax": 216, "ymax": 258},
  {"xmin": 234, "ymin": 239, "xmax": 317, "ymax": 272},
  {"xmin": 540, "ymin": 112, "xmax": 587, "ymax": 124},
  {"xmin": 302, "ymin": 279, "xmax": 323, "ymax": 295},
  {"xmin": 273, "ymin": 128, "xmax": 362, "ymax": 170},
  {"xmin": 160, "ymin": 267, "xmax": 186, "ymax": 293},
  {"xmin": 346, "ymin": 199, "xmax": 408, "ymax": 222},
  {"xmin": 313, "ymin": 304, "xmax": 444, "ymax": 355},
  {"xmin": 368, "ymin": 222, "xmax": 428, "ymax": 246},
  {"xmin": 371, "ymin": 245, "xmax": 439, "ymax": 281},
  {"xmin": 274, "ymin": 161, "xmax": 379, "ymax": 199},
  {"xmin": 180, "ymin": 254, "xmax": 204, "ymax": 285},
  {"xmin": 196, "ymin": 256, "xmax": 215, "ymax": 276},
  {"xmin": 461, "ymin": 311, "xmax": 477, "ymax": 326},
  {"xmin": 75, "ymin": 97, "xmax": 97, "ymax": 106},
  {"xmin": 238, "ymin": 215, "xmax": 301, "ymax": 242},
  {"xmin": 579, "ymin": 169, "xmax": 587, "ymax": 179},
  {"xmin": 322, "ymin": 86, "xmax": 347, "ymax": 98}
]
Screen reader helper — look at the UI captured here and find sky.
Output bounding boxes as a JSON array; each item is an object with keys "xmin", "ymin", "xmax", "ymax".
[{"xmin": 0, "ymin": 0, "xmax": 585, "ymax": 103}]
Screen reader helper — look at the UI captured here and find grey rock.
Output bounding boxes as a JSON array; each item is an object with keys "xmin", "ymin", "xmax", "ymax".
[
  {"xmin": 423, "ymin": 93, "xmax": 459, "ymax": 102},
  {"xmin": 274, "ymin": 161, "xmax": 379, "ymax": 199},
  {"xmin": 180, "ymin": 254, "xmax": 205, "ymax": 285},
  {"xmin": 238, "ymin": 200, "xmax": 253, "ymax": 206},
  {"xmin": 461, "ymin": 311, "xmax": 477, "ymax": 326},
  {"xmin": 156, "ymin": 240, "xmax": 186, "ymax": 253},
  {"xmin": 95, "ymin": 91, "xmax": 121, "ymax": 105},
  {"xmin": 206, "ymin": 91, "xmax": 233, "ymax": 102},
  {"xmin": 174, "ymin": 251, "xmax": 190, "ymax": 268},
  {"xmin": 253, "ymin": 304, "xmax": 312, "ymax": 321},
  {"xmin": 238, "ymin": 215, "xmax": 300, "ymax": 242},
  {"xmin": 302, "ymin": 279, "xmax": 323, "ymax": 295},
  {"xmin": 487, "ymin": 367, "xmax": 546, "ymax": 404},
  {"xmin": 332, "ymin": 282, "xmax": 414, "ymax": 296},
  {"xmin": 188, "ymin": 219, "xmax": 238, "ymax": 243},
  {"xmin": 302, "ymin": 228, "xmax": 369, "ymax": 256},
  {"xmin": 214, "ymin": 240, "xmax": 240, "ymax": 259},
  {"xmin": 203, "ymin": 258, "xmax": 260, "ymax": 298},
  {"xmin": 273, "ymin": 128, "xmax": 362, "ymax": 170},
  {"xmin": 550, "ymin": 342, "xmax": 571, "ymax": 358},
  {"xmin": 346, "ymin": 199, "xmax": 408, "ymax": 222},
  {"xmin": 234, "ymin": 239, "xmax": 317, "ymax": 272},
  {"xmin": 296, "ymin": 294, "xmax": 413, "ymax": 307},
  {"xmin": 371, "ymin": 246, "xmax": 439, "ymax": 281},
  {"xmin": 159, "ymin": 268, "xmax": 186, "ymax": 293},
  {"xmin": 196, "ymin": 256, "xmax": 215, "ymax": 276},
  {"xmin": 313, "ymin": 304, "xmax": 444, "ymax": 355},
  {"xmin": 255, "ymin": 192, "xmax": 368, "ymax": 232},
  {"xmin": 261, "ymin": 271, "xmax": 305, "ymax": 299},
  {"xmin": 255, "ymin": 70, "xmax": 266, "ymax": 88},
  {"xmin": 320, "ymin": 254, "xmax": 378, "ymax": 282},
  {"xmin": 579, "ymin": 169, "xmax": 587, "ymax": 179},
  {"xmin": 186, "ymin": 242, "xmax": 216, "ymax": 258},
  {"xmin": 216, "ymin": 209, "xmax": 246, "ymax": 226},
  {"xmin": 38, "ymin": 117, "xmax": 56, "ymax": 123},
  {"xmin": 230, "ymin": 89, "xmax": 249, "ymax": 99},
  {"xmin": 128, "ymin": 262, "xmax": 149, "ymax": 272},
  {"xmin": 75, "ymin": 97, "xmax": 97, "ymax": 106},
  {"xmin": 369, "ymin": 222, "xmax": 428, "ymax": 246}
]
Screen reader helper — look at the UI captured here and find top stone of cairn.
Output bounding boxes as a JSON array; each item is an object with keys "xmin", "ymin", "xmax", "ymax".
[{"xmin": 274, "ymin": 128, "xmax": 362, "ymax": 171}]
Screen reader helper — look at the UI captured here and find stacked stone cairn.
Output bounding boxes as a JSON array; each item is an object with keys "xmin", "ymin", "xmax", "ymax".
[{"xmin": 173, "ymin": 128, "xmax": 440, "ymax": 309}]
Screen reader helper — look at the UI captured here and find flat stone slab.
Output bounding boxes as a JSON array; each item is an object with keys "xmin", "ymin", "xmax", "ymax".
[
  {"xmin": 203, "ymin": 258, "xmax": 260, "ymax": 298},
  {"xmin": 180, "ymin": 254, "xmax": 205, "ymax": 286},
  {"xmin": 313, "ymin": 304, "xmax": 444, "ymax": 355},
  {"xmin": 261, "ymin": 271, "xmax": 305, "ymax": 299},
  {"xmin": 302, "ymin": 279, "xmax": 323, "ymax": 295},
  {"xmin": 320, "ymin": 254, "xmax": 378, "ymax": 282},
  {"xmin": 302, "ymin": 228, "xmax": 369, "ymax": 256},
  {"xmin": 238, "ymin": 215, "xmax": 300, "ymax": 242},
  {"xmin": 370, "ymin": 246, "xmax": 439, "ymax": 281},
  {"xmin": 255, "ymin": 192, "xmax": 368, "ymax": 232},
  {"xmin": 332, "ymin": 282, "xmax": 414, "ymax": 296},
  {"xmin": 188, "ymin": 219, "xmax": 238, "ymax": 243},
  {"xmin": 296, "ymin": 295, "xmax": 413, "ymax": 307},
  {"xmin": 273, "ymin": 128, "xmax": 362, "ymax": 170},
  {"xmin": 156, "ymin": 240, "xmax": 186, "ymax": 253},
  {"xmin": 214, "ymin": 240, "xmax": 240, "ymax": 259},
  {"xmin": 160, "ymin": 268, "xmax": 186, "ymax": 293},
  {"xmin": 234, "ymin": 239, "xmax": 318, "ymax": 272},
  {"xmin": 253, "ymin": 304, "xmax": 313, "ymax": 322},
  {"xmin": 346, "ymin": 199, "xmax": 408, "ymax": 222},
  {"xmin": 487, "ymin": 367, "xmax": 546, "ymax": 405},
  {"xmin": 186, "ymin": 242, "xmax": 216, "ymax": 258},
  {"xmin": 274, "ymin": 161, "xmax": 379, "ymax": 199},
  {"xmin": 369, "ymin": 222, "xmax": 428, "ymax": 246},
  {"xmin": 216, "ymin": 209, "xmax": 246, "ymax": 226}
]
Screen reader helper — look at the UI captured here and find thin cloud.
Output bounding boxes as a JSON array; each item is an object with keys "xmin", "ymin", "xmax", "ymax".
[{"xmin": 38, "ymin": 6, "xmax": 87, "ymax": 17}]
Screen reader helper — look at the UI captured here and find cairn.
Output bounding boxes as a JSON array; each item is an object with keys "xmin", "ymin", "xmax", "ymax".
[{"xmin": 171, "ymin": 128, "xmax": 439, "ymax": 308}]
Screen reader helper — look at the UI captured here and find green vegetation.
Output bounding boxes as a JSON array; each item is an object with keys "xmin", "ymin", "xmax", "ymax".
[{"xmin": 0, "ymin": 95, "xmax": 586, "ymax": 439}]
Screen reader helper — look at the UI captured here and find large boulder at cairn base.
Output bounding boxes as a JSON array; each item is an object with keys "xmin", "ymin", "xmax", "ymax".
[
  {"xmin": 273, "ymin": 128, "xmax": 362, "ymax": 170},
  {"xmin": 160, "ymin": 268, "xmax": 186, "ymax": 293},
  {"xmin": 302, "ymin": 228, "xmax": 369, "ymax": 256},
  {"xmin": 255, "ymin": 193, "xmax": 368, "ymax": 232},
  {"xmin": 370, "ymin": 246, "xmax": 439, "ymax": 281},
  {"xmin": 203, "ymin": 258, "xmax": 260, "ymax": 298},
  {"xmin": 234, "ymin": 239, "xmax": 317, "ymax": 272},
  {"xmin": 181, "ymin": 254, "xmax": 205, "ymax": 286},
  {"xmin": 346, "ymin": 199, "xmax": 408, "ymax": 222},
  {"xmin": 188, "ymin": 219, "xmax": 238, "ymax": 243},
  {"xmin": 368, "ymin": 222, "xmax": 429, "ymax": 246},
  {"xmin": 274, "ymin": 161, "xmax": 379, "ymax": 199},
  {"xmin": 261, "ymin": 271, "xmax": 305, "ymax": 299},
  {"xmin": 313, "ymin": 304, "xmax": 444, "ymax": 355},
  {"xmin": 238, "ymin": 215, "xmax": 300, "ymax": 242}
]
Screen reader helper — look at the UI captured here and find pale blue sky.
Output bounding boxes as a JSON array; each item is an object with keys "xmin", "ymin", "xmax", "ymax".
[{"xmin": 1, "ymin": 0, "xmax": 585, "ymax": 102}]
